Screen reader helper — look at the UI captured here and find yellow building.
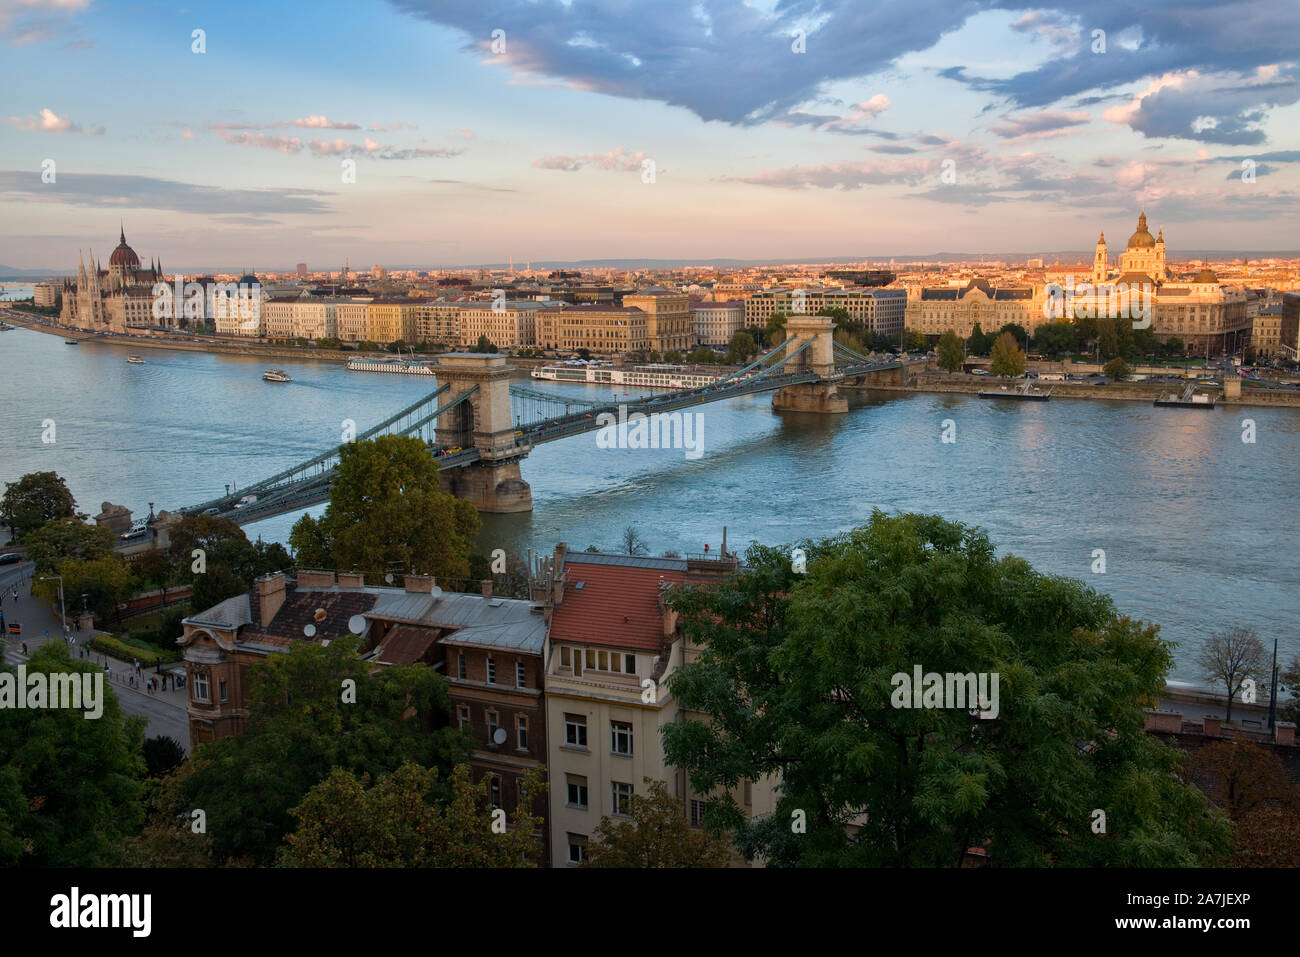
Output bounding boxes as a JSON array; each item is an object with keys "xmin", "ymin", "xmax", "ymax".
[
  {"xmin": 367, "ymin": 298, "xmax": 420, "ymax": 345},
  {"xmin": 458, "ymin": 301, "xmax": 541, "ymax": 349},
  {"xmin": 535, "ymin": 305, "xmax": 649, "ymax": 355},
  {"xmin": 622, "ymin": 291, "xmax": 693, "ymax": 354}
]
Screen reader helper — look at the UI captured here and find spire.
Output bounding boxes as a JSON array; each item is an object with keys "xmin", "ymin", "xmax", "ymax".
[
  {"xmin": 1098, "ymin": 232, "xmax": 1105, "ymax": 243},
  {"xmin": 119, "ymin": 222, "xmax": 126, "ymax": 245},
  {"xmin": 1156, "ymin": 229, "xmax": 1163, "ymax": 243}
]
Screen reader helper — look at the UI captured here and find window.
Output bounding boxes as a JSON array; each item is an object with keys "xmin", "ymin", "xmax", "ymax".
[
  {"xmin": 457, "ymin": 705, "xmax": 470, "ymax": 731},
  {"xmin": 486, "ymin": 657, "xmax": 496, "ymax": 684},
  {"xmin": 744, "ymin": 779, "xmax": 753, "ymax": 807},
  {"xmin": 564, "ymin": 713, "xmax": 588, "ymax": 748},
  {"xmin": 567, "ymin": 834, "xmax": 587, "ymax": 866},
  {"xmin": 690, "ymin": 800, "xmax": 707, "ymax": 828},
  {"xmin": 610, "ymin": 721, "xmax": 633, "ymax": 756},
  {"xmin": 625, "ymin": 654, "xmax": 636, "ymax": 674},
  {"xmin": 585, "ymin": 649, "xmax": 596, "ymax": 670},
  {"xmin": 457, "ymin": 652, "xmax": 466, "ymax": 680},
  {"xmin": 516, "ymin": 661, "xmax": 526, "ymax": 688},
  {"xmin": 566, "ymin": 774, "xmax": 588, "ymax": 809},
  {"xmin": 489, "ymin": 775, "xmax": 501, "ymax": 808},
  {"xmin": 611, "ymin": 781, "xmax": 633, "ymax": 816},
  {"xmin": 218, "ymin": 680, "xmax": 228, "ymax": 703},
  {"xmin": 486, "ymin": 710, "xmax": 499, "ymax": 741},
  {"xmin": 560, "ymin": 646, "xmax": 571, "ymax": 668},
  {"xmin": 516, "ymin": 715, "xmax": 528, "ymax": 750},
  {"xmin": 193, "ymin": 672, "xmax": 209, "ymax": 702}
]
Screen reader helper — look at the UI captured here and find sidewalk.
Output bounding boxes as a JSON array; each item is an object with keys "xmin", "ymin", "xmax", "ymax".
[{"xmin": 1, "ymin": 569, "xmax": 188, "ymax": 713}]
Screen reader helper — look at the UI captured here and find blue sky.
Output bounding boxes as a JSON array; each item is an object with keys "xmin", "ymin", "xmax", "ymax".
[{"xmin": 2, "ymin": 0, "xmax": 1298, "ymax": 269}]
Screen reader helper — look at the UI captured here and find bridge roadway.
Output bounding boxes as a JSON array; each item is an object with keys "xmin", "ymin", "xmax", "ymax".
[{"xmin": 204, "ymin": 357, "xmax": 907, "ymax": 525}]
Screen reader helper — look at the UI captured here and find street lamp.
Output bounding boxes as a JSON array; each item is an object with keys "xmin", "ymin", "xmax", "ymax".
[{"xmin": 40, "ymin": 574, "xmax": 66, "ymax": 636}]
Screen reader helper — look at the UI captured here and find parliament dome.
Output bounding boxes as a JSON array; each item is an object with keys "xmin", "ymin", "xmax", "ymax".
[{"xmin": 109, "ymin": 226, "xmax": 140, "ymax": 267}]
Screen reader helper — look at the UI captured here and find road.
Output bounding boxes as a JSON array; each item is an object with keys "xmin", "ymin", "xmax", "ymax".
[{"xmin": 1, "ymin": 560, "xmax": 190, "ymax": 750}]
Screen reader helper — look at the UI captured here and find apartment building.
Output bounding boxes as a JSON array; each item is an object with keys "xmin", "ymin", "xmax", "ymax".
[
  {"xmin": 335, "ymin": 299, "xmax": 373, "ymax": 342},
  {"xmin": 744, "ymin": 287, "xmax": 907, "ymax": 335},
  {"xmin": 459, "ymin": 301, "xmax": 542, "ymax": 349},
  {"xmin": 623, "ymin": 291, "xmax": 693, "ymax": 354},
  {"xmin": 540, "ymin": 547, "xmax": 690, "ymax": 866},
  {"xmin": 691, "ymin": 300, "xmax": 743, "ymax": 346},
  {"xmin": 368, "ymin": 298, "xmax": 421, "ymax": 345},
  {"xmin": 290, "ymin": 299, "xmax": 338, "ymax": 340},
  {"xmin": 535, "ymin": 305, "xmax": 650, "ymax": 355},
  {"xmin": 414, "ymin": 301, "xmax": 463, "ymax": 346},
  {"xmin": 261, "ymin": 299, "xmax": 296, "ymax": 339}
]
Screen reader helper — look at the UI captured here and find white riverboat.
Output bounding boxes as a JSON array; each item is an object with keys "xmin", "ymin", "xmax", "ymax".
[
  {"xmin": 263, "ymin": 369, "xmax": 292, "ymax": 382},
  {"xmin": 531, "ymin": 361, "xmax": 725, "ymax": 390},
  {"xmin": 346, "ymin": 356, "xmax": 436, "ymax": 376},
  {"xmin": 126, "ymin": 355, "xmax": 146, "ymax": 364}
]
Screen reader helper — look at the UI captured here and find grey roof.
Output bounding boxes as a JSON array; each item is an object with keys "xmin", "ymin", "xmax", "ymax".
[
  {"xmin": 366, "ymin": 591, "xmax": 441, "ymax": 623},
  {"xmin": 565, "ymin": 551, "xmax": 689, "ymax": 572},
  {"xmin": 185, "ymin": 593, "xmax": 251, "ymax": 629},
  {"xmin": 426, "ymin": 592, "xmax": 546, "ymax": 652}
]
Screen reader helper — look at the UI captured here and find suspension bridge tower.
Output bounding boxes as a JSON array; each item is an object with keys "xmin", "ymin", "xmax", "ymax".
[
  {"xmin": 771, "ymin": 316, "xmax": 848, "ymax": 413},
  {"xmin": 434, "ymin": 353, "xmax": 533, "ymax": 512}
]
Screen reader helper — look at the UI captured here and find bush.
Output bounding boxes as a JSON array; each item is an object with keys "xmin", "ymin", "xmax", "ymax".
[
  {"xmin": 143, "ymin": 736, "xmax": 186, "ymax": 778},
  {"xmin": 90, "ymin": 633, "xmax": 181, "ymax": 664}
]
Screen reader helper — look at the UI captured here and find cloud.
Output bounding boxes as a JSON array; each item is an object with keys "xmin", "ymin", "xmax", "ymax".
[
  {"xmin": 0, "ymin": 0, "xmax": 94, "ymax": 46},
  {"xmin": 7, "ymin": 107, "xmax": 102, "ymax": 134},
  {"xmin": 287, "ymin": 115, "xmax": 361, "ymax": 129},
  {"xmin": 1102, "ymin": 67, "xmax": 1300, "ymax": 145},
  {"xmin": 989, "ymin": 110, "xmax": 1091, "ymax": 140},
  {"xmin": 0, "ymin": 170, "xmax": 333, "ymax": 219},
  {"xmin": 1008, "ymin": 10, "xmax": 1079, "ymax": 48},
  {"xmin": 532, "ymin": 147, "xmax": 646, "ymax": 172},
  {"xmin": 1225, "ymin": 163, "xmax": 1275, "ymax": 179},
  {"xmin": 368, "ymin": 121, "xmax": 420, "ymax": 131},
  {"xmin": 216, "ymin": 131, "xmax": 304, "ymax": 154}
]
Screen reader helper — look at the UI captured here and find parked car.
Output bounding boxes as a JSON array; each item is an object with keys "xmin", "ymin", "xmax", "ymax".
[{"xmin": 0, "ymin": 552, "xmax": 23, "ymax": 566}]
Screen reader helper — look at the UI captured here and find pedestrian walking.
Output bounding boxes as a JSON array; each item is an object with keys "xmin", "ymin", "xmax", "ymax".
[{"xmin": 21, "ymin": 642, "xmax": 27, "ymax": 655}]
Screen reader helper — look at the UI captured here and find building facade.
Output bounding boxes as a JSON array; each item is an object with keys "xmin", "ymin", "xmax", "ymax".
[
  {"xmin": 459, "ymin": 302, "xmax": 542, "ymax": 349},
  {"xmin": 535, "ymin": 305, "xmax": 649, "ymax": 355},
  {"xmin": 622, "ymin": 291, "xmax": 693, "ymax": 354},
  {"xmin": 691, "ymin": 300, "xmax": 743, "ymax": 346}
]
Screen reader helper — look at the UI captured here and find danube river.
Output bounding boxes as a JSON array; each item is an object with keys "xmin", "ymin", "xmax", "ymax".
[{"xmin": 2, "ymin": 324, "xmax": 1297, "ymax": 681}]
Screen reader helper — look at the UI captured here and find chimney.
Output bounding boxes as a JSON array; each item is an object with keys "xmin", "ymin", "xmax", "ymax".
[
  {"xmin": 297, "ymin": 570, "xmax": 336, "ymax": 589},
  {"xmin": 552, "ymin": 542, "xmax": 568, "ymax": 606},
  {"xmin": 1276, "ymin": 721, "xmax": 1296, "ymax": 746},
  {"xmin": 1203, "ymin": 715, "xmax": 1222, "ymax": 737},
  {"xmin": 480, "ymin": 579, "xmax": 493, "ymax": 597},
  {"xmin": 337, "ymin": 572, "xmax": 365, "ymax": 588},
  {"xmin": 404, "ymin": 574, "xmax": 434, "ymax": 593},
  {"xmin": 256, "ymin": 572, "xmax": 287, "ymax": 625}
]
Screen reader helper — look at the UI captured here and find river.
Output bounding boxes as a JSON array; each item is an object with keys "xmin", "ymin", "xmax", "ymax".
[{"xmin": 2, "ymin": 324, "xmax": 1296, "ymax": 681}]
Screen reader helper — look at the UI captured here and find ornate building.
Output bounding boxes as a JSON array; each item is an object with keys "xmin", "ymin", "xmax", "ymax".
[{"xmin": 59, "ymin": 226, "xmax": 166, "ymax": 333}]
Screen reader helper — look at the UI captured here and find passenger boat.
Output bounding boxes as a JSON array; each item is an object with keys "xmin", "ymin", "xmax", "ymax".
[
  {"xmin": 346, "ymin": 355, "xmax": 435, "ymax": 375},
  {"xmin": 126, "ymin": 355, "xmax": 146, "ymax": 364},
  {"xmin": 262, "ymin": 369, "xmax": 292, "ymax": 382},
  {"xmin": 64, "ymin": 338, "xmax": 80, "ymax": 345}
]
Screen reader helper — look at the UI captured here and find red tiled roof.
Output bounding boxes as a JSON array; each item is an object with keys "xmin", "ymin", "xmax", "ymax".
[{"xmin": 549, "ymin": 561, "xmax": 687, "ymax": 652}]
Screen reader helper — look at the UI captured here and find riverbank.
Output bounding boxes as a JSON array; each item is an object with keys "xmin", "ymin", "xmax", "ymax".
[{"xmin": 856, "ymin": 371, "xmax": 1300, "ymax": 408}]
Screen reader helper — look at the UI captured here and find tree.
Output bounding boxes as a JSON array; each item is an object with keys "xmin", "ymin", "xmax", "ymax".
[
  {"xmin": 167, "ymin": 514, "xmax": 286, "ymax": 612},
  {"xmin": 289, "ymin": 435, "xmax": 479, "ymax": 584},
  {"xmin": 277, "ymin": 763, "xmax": 545, "ymax": 867},
  {"xmin": 1165, "ymin": 336, "xmax": 1185, "ymax": 356},
  {"xmin": 936, "ymin": 330, "xmax": 965, "ymax": 372},
  {"xmin": 1, "ymin": 471, "xmax": 77, "ymax": 540},
  {"xmin": 1031, "ymin": 321, "xmax": 1075, "ymax": 357},
  {"xmin": 183, "ymin": 634, "xmax": 471, "ymax": 864},
  {"xmin": 38, "ymin": 554, "xmax": 133, "ymax": 623},
  {"xmin": 23, "ymin": 517, "xmax": 115, "ymax": 577},
  {"xmin": 662, "ymin": 512, "xmax": 1233, "ymax": 867},
  {"xmin": 1196, "ymin": 627, "xmax": 1268, "ymax": 724},
  {"xmin": 966, "ymin": 323, "xmax": 988, "ymax": 356},
  {"xmin": 1187, "ymin": 740, "xmax": 1291, "ymax": 820},
  {"xmin": 620, "ymin": 526, "xmax": 649, "ymax": 556},
  {"xmin": 142, "ymin": 735, "xmax": 187, "ymax": 778},
  {"xmin": 822, "ymin": 306, "xmax": 852, "ymax": 331},
  {"xmin": 727, "ymin": 330, "xmax": 757, "ymax": 364},
  {"xmin": 1229, "ymin": 806, "xmax": 1300, "ymax": 867},
  {"xmin": 989, "ymin": 331, "xmax": 1027, "ymax": 377},
  {"xmin": 1279, "ymin": 655, "xmax": 1300, "ymax": 725},
  {"xmin": 902, "ymin": 329, "xmax": 929, "ymax": 352},
  {"xmin": 1103, "ymin": 357, "xmax": 1131, "ymax": 380},
  {"xmin": 998, "ymin": 322, "xmax": 1029, "ymax": 350},
  {"xmin": 583, "ymin": 778, "xmax": 731, "ymax": 867},
  {"xmin": 133, "ymin": 548, "xmax": 173, "ymax": 603},
  {"xmin": 472, "ymin": 334, "xmax": 498, "ymax": 354},
  {"xmin": 0, "ymin": 643, "xmax": 146, "ymax": 866},
  {"xmin": 765, "ymin": 313, "xmax": 789, "ymax": 345}
]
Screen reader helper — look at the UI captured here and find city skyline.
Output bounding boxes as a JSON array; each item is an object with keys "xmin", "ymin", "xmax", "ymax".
[{"xmin": 2, "ymin": 0, "xmax": 1299, "ymax": 268}]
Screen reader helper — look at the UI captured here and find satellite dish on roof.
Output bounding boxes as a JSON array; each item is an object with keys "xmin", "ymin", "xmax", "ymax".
[
  {"xmin": 385, "ymin": 573, "xmax": 394, "ymax": 584},
  {"xmin": 347, "ymin": 614, "xmax": 367, "ymax": 635},
  {"xmin": 303, "ymin": 624, "xmax": 317, "ymax": 638},
  {"xmin": 492, "ymin": 728, "xmax": 507, "ymax": 745}
]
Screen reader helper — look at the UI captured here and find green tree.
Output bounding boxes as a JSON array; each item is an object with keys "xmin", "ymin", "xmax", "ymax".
[
  {"xmin": 0, "ymin": 643, "xmax": 146, "ymax": 866},
  {"xmin": 664, "ymin": 351, "xmax": 683, "ymax": 364},
  {"xmin": 1031, "ymin": 321, "xmax": 1075, "ymax": 357},
  {"xmin": 166, "ymin": 515, "xmax": 287, "ymax": 611},
  {"xmin": 289, "ymin": 435, "xmax": 479, "ymax": 582},
  {"xmin": 822, "ymin": 306, "xmax": 852, "ymax": 330},
  {"xmin": 583, "ymin": 778, "xmax": 731, "ymax": 867},
  {"xmin": 38, "ymin": 554, "xmax": 134, "ymax": 623},
  {"xmin": 998, "ymin": 322, "xmax": 1029, "ymax": 350},
  {"xmin": 1103, "ymin": 357, "xmax": 1131, "ymax": 380},
  {"xmin": 966, "ymin": 323, "xmax": 989, "ymax": 356},
  {"xmin": 662, "ymin": 512, "xmax": 1233, "ymax": 867},
  {"xmin": 142, "ymin": 735, "xmax": 187, "ymax": 779},
  {"xmin": 727, "ymin": 330, "xmax": 757, "ymax": 364},
  {"xmin": 113, "ymin": 762, "xmax": 214, "ymax": 867},
  {"xmin": 1, "ymin": 471, "xmax": 77, "ymax": 541},
  {"xmin": 277, "ymin": 762, "xmax": 545, "ymax": 867},
  {"xmin": 183, "ymin": 634, "xmax": 471, "ymax": 864},
  {"xmin": 765, "ymin": 312, "xmax": 789, "ymax": 345},
  {"xmin": 902, "ymin": 329, "xmax": 929, "ymax": 352},
  {"xmin": 23, "ymin": 517, "xmax": 115, "ymax": 576},
  {"xmin": 989, "ymin": 331, "xmax": 1027, "ymax": 377},
  {"xmin": 936, "ymin": 330, "xmax": 965, "ymax": 372},
  {"xmin": 133, "ymin": 548, "xmax": 174, "ymax": 602}
]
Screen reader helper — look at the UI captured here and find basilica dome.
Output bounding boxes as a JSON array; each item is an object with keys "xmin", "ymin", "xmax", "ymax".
[{"xmin": 1126, "ymin": 212, "xmax": 1155, "ymax": 249}]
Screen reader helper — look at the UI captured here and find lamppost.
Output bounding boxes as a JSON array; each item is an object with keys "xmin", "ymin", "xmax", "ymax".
[
  {"xmin": 225, "ymin": 484, "xmax": 231, "ymax": 498},
  {"xmin": 40, "ymin": 574, "xmax": 66, "ymax": 636}
]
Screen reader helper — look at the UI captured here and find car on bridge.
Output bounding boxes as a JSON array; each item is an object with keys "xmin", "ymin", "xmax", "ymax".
[{"xmin": 234, "ymin": 494, "xmax": 259, "ymax": 509}]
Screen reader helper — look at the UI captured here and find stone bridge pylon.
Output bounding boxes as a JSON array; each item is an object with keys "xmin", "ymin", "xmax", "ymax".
[
  {"xmin": 434, "ymin": 353, "xmax": 533, "ymax": 513},
  {"xmin": 771, "ymin": 316, "xmax": 848, "ymax": 413}
]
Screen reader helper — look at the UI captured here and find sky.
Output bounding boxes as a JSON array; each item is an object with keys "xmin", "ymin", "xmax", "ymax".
[{"xmin": 1, "ymin": 0, "xmax": 1298, "ymax": 269}]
